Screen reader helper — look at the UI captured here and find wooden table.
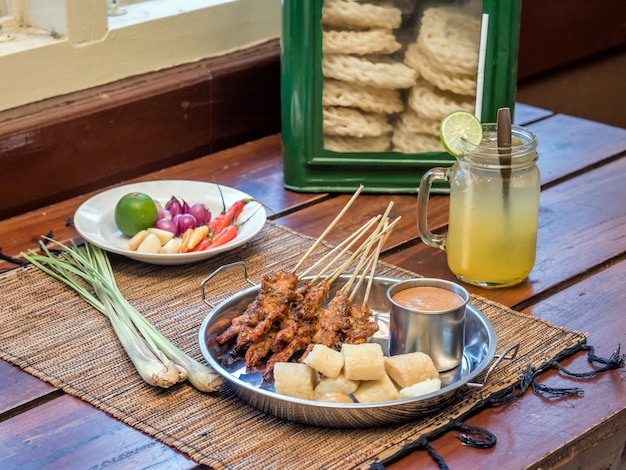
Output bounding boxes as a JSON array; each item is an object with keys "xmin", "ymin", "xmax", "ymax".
[{"xmin": 1, "ymin": 104, "xmax": 625, "ymax": 469}]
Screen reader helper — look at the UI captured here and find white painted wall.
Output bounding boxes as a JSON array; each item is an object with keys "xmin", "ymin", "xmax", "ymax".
[{"xmin": 0, "ymin": 0, "xmax": 281, "ymax": 112}]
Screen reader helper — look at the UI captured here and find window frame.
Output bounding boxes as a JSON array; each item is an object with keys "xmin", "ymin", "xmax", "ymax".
[{"xmin": 0, "ymin": 0, "xmax": 281, "ymax": 112}]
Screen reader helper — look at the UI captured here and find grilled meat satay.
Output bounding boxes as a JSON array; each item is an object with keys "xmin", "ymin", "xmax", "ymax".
[
  {"xmin": 271, "ymin": 280, "xmax": 329, "ymax": 352},
  {"xmin": 298, "ymin": 280, "xmax": 330, "ymax": 322},
  {"xmin": 215, "ymin": 294, "xmax": 261, "ymax": 345},
  {"xmin": 264, "ymin": 313, "xmax": 321, "ymax": 378},
  {"xmin": 312, "ymin": 290, "xmax": 352, "ymax": 346},
  {"xmin": 250, "ymin": 271, "xmax": 298, "ymax": 342},
  {"xmin": 301, "ymin": 290, "xmax": 352, "ymax": 360},
  {"xmin": 264, "ymin": 335, "xmax": 312, "ymax": 379},
  {"xmin": 245, "ymin": 329, "xmax": 278, "ymax": 368},
  {"xmin": 263, "ymin": 281, "xmax": 331, "ymax": 377},
  {"xmin": 249, "ymin": 306, "xmax": 286, "ymax": 343},
  {"xmin": 217, "ymin": 270, "xmax": 298, "ymax": 349},
  {"xmin": 249, "ymin": 285, "xmax": 302, "ymax": 343},
  {"xmin": 270, "ymin": 317, "xmax": 297, "ymax": 352},
  {"xmin": 344, "ymin": 303, "xmax": 379, "ymax": 344}
]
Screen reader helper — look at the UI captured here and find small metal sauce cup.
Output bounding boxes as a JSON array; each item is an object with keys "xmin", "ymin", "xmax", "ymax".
[{"xmin": 387, "ymin": 278, "xmax": 468, "ymax": 371}]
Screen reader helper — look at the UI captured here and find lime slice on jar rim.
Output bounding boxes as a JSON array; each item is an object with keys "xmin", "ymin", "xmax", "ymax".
[{"xmin": 440, "ymin": 110, "xmax": 483, "ymax": 157}]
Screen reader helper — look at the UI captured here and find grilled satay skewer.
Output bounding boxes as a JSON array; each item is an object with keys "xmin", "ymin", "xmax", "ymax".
[
  {"xmin": 264, "ymin": 218, "xmax": 398, "ymax": 375},
  {"xmin": 254, "ymin": 214, "xmax": 390, "ymax": 364},
  {"xmin": 299, "ymin": 215, "xmax": 399, "ymax": 360},
  {"xmin": 218, "ymin": 187, "xmax": 365, "ymax": 351},
  {"xmin": 344, "ymin": 223, "xmax": 394, "ymax": 344},
  {"xmin": 216, "ymin": 270, "xmax": 298, "ymax": 347},
  {"xmin": 270, "ymin": 280, "xmax": 330, "ymax": 351},
  {"xmin": 219, "ymin": 189, "xmax": 408, "ymax": 379}
]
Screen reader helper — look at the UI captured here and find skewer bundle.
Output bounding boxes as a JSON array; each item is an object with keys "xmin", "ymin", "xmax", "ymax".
[{"xmin": 216, "ymin": 186, "xmax": 400, "ymax": 379}]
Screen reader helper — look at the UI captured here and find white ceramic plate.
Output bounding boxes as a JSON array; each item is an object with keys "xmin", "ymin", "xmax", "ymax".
[{"xmin": 74, "ymin": 180, "xmax": 266, "ymax": 265}]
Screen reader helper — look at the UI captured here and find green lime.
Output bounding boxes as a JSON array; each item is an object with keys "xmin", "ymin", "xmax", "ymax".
[
  {"xmin": 440, "ymin": 110, "xmax": 483, "ymax": 156},
  {"xmin": 114, "ymin": 192, "xmax": 158, "ymax": 237}
]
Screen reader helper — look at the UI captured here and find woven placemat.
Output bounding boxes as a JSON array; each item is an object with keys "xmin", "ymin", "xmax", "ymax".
[{"xmin": 0, "ymin": 222, "xmax": 587, "ymax": 469}]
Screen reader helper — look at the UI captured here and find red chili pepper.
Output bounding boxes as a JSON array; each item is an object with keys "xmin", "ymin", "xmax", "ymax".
[
  {"xmin": 228, "ymin": 198, "xmax": 249, "ymax": 220},
  {"xmin": 208, "ymin": 198, "xmax": 251, "ymax": 235},
  {"xmin": 210, "ymin": 225, "xmax": 238, "ymax": 247},
  {"xmin": 191, "ymin": 237, "xmax": 212, "ymax": 252},
  {"xmin": 207, "ymin": 214, "xmax": 229, "ymax": 235}
]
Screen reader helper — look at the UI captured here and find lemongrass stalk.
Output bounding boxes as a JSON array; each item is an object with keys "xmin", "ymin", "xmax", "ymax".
[
  {"xmin": 21, "ymin": 241, "xmax": 195, "ymax": 389},
  {"xmin": 25, "ymin": 248, "xmax": 180, "ymax": 388},
  {"xmin": 114, "ymin": 305, "xmax": 223, "ymax": 392},
  {"xmin": 85, "ymin": 247, "xmax": 189, "ymax": 385},
  {"xmin": 82, "ymin": 243, "xmax": 222, "ymax": 391},
  {"xmin": 108, "ymin": 286, "xmax": 222, "ymax": 391},
  {"xmin": 101, "ymin": 295, "xmax": 181, "ymax": 388},
  {"xmin": 69, "ymin": 240, "xmax": 220, "ymax": 391}
]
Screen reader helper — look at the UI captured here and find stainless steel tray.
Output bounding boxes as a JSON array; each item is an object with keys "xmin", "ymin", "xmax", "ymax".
[{"xmin": 198, "ymin": 274, "xmax": 498, "ymax": 428}]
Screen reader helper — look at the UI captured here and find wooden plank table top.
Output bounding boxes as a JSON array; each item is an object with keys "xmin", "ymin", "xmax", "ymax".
[{"xmin": 1, "ymin": 104, "xmax": 625, "ymax": 469}]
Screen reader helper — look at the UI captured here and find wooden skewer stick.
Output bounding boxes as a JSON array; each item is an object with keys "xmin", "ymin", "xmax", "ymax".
[
  {"xmin": 349, "ymin": 250, "xmax": 378, "ymax": 303},
  {"xmin": 300, "ymin": 215, "xmax": 381, "ymax": 283},
  {"xmin": 327, "ymin": 217, "xmax": 389, "ymax": 290},
  {"xmin": 329, "ymin": 229, "xmax": 380, "ymax": 289},
  {"xmin": 341, "ymin": 211, "xmax": 398, "ymax": 298},
  {"xmin": 361, "ymin": 217, "xmax": 398, "ymax": 307},
  {"xmin": 347, "ymin": 216, "xmax": 400, "ymax": 304},
  {"xmin": 292, "ymin": 185, "xmax": 364, "ymax": 273},
  {"xmin": 340, "ymin": 201, "xmax": 394, "ymax": 294}
]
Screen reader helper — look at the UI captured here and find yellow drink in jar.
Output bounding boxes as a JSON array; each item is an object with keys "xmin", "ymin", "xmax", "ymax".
[
  {"xmin": 446, "ymin": 176, "xmax": 539, "ymax": 287},
  {"xmin": 418, "ymin": 123, "xmax": 540, "ymax": 288}
]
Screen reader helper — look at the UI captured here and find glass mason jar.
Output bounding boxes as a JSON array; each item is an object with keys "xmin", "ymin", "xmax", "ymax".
[{"xmin": 418, "ymin": 124, "xmax": 540, "ymax": 288}]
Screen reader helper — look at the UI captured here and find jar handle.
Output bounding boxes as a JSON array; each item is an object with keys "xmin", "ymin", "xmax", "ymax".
[{"xmin": 417, "ymin": 167, "xmax": 449, "ymax": 250}]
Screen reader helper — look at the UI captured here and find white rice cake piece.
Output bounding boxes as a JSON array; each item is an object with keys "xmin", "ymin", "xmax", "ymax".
[
  {"xmin": 315, "ymin": 392, "xmax": 354, "ymax": 403},
  {"xmin": 341, "ymin": 342, "xmax": 386, "ymax": 381},
  {"xmin": 303, "ymin": 344, "xmax": 344, "ymax": 378},
  {"xmin": 273, "ymin": 362, "xmax": 318, "ymax": 400},
  {"xmin": 398, "ymin": 378, "xmax": 442, "ymax": 399},
  {"xmin": 353, "ymin": 373, "xmax": 399, "ymax": 403},
  {"xmin": 314, "ymin": 372, "xmax": 359, "ymax": 396},
  {"xmin": 384, "ymin": 351, "xmax": 439, "ymax": 388}
]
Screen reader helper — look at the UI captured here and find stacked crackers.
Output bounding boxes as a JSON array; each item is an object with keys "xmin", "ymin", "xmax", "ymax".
[
  {"xmin": 321, "ymin": 0, "xmax": 415, "ymax": 152},
  {"xmin": 319, "ymin": 0, "xmax": 481, "ymax": 155},
  {"xmin": 397, "ymin": 4, "xmax": 480, "ymax": 153}
]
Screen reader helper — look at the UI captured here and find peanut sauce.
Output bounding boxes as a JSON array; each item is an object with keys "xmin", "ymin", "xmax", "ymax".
[{"xmin": 392, "ymin": 286, "xmax": 464, "ymax": 312}]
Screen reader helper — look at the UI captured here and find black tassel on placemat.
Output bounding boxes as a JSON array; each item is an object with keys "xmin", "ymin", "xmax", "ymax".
[
  {"xmin": 369, "ymin": 420, "xmax": 495, "ymax": 470},
  {"xmin": 0, "ymin": 230, "xmax": 59, "ymax": 273},
  {"xmin": 453, "ymin": 421, "xmax": 497, "ymax": 449},
  {"xmin": 491, "ymin": 344, "xmax": 624, "ymax": 406},
  {"xmin": 370, "ymin": 436, "xmax": 450, "ymax": 470},
  {"xmin": 0, "ymin": 247, "xmax": 27, "ymax": 268},
  {"xmin": 370, "ymin": 344, "xmax": 624, "ymax": 470},
  {"xmin": 556, "ymin": 344, "xmax": 625, "ymax": 378}
]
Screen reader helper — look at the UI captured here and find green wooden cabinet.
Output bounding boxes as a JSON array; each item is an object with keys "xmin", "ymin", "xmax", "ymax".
[{"xmin": 281, "ymin": 0, "xmax": 521, "ymax": 194}]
